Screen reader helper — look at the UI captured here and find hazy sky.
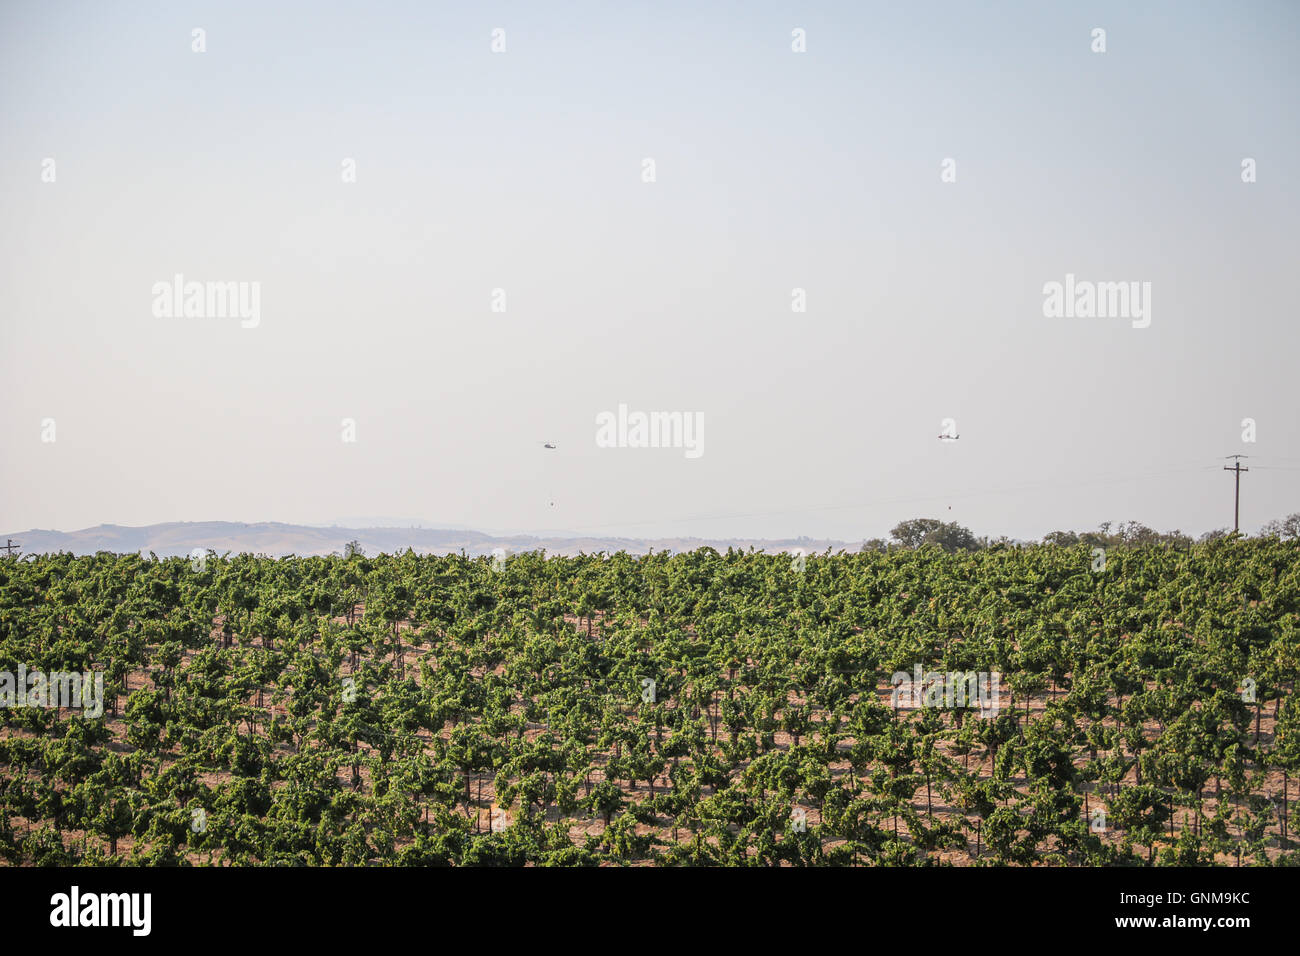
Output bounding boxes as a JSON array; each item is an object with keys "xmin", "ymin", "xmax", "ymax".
[{"xmin": 2, "ymin": 0, "xmax": 1297, "ymax": 542}]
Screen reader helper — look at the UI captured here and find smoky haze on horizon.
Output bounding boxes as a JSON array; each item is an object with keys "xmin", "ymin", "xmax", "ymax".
[{"xmin": 1, "ymin": 1, "xmax": 1297, "ymax": 543}]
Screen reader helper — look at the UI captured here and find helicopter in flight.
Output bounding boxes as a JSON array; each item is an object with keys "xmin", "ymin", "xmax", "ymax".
[{"xmin": 537, "ymin": 442, "xmax": 557, "ymax": 505}]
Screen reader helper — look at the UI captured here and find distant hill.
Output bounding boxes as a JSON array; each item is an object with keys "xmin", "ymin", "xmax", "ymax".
[{"xmin": 0, "ymin": 522, "xmax": 855, "ymax": 558}]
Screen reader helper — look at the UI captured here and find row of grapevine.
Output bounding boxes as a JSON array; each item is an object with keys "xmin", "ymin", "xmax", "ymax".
[{"xmin": 1, "ymin": 537, "xmax": 1297, "ymax": 865}]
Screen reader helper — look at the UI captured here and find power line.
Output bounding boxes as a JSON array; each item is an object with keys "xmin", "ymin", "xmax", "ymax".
[
  {"xmin": 1223, "ymin": 456, "xmax": 1250, "ymax": 532},
  {"xmin": 2, "ymin": 539, "xmax": 20, "ymax": 559},
  {"xmin": 568, "ymin": 461, "xmax": 1220, "ymax": 533}
]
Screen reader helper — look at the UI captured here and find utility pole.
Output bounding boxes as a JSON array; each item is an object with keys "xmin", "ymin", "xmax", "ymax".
[
  {"xmin": 1223, "ymin": 455, "xmax": 1250, "ymax": 532},
  {"xmin": 2, "ymin": 539, "xmax": 19, "ymax": 558}
]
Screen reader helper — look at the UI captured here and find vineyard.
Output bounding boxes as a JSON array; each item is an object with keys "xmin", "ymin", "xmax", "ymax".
[{"xmin": 2, "ymin": 539, "xmax": 1298, "ymax": 866}]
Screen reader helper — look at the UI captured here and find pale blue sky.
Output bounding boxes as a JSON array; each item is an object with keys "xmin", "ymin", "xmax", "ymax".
[{"xmin": 2, "ymin": 1, "xmax": 1297, "ymax": 541}]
